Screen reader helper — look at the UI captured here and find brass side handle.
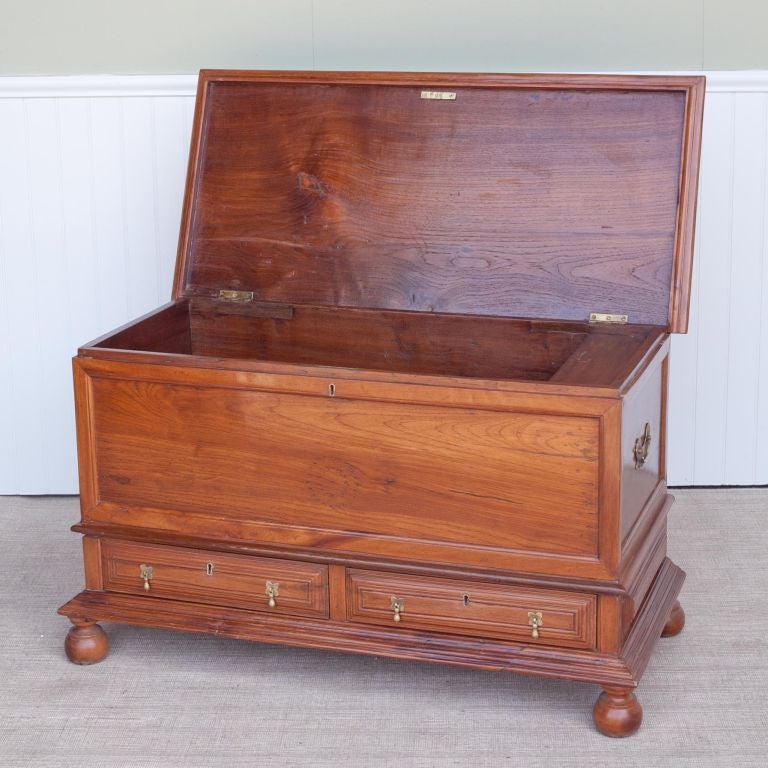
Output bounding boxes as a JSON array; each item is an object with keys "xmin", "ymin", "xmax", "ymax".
[
  {"xmin": 528, "ymin": 611, "xmax": 543, "ymax": 639},
  {"xmin": 390, "ymin": 596, "xmax": 405, "ymax": 623},
  {"xmin": 633, "ymin": 422, "xmax": 652, "ymax": 469},
  {"xmin": 139, "ymin": 563, "xmax": 153, "ymax": 592},
  {"xmin": 265, "ymin": 580, "xmax": 279, "ymax": 608}
]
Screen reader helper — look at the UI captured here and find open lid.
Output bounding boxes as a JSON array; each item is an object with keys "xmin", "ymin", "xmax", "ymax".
[{"xmin": 173, "ymin": 70, "xmax": 704, "ymax": 332}]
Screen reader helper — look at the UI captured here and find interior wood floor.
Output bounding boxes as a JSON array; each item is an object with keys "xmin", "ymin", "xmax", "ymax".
[{"xmin": 1, "ymin": 489, "xmax": 766, "ymax": 767}]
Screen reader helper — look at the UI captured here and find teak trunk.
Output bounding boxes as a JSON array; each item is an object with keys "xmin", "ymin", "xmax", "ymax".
[{"xmin": 60, "ymin": 70, "xmax": 705, "ymax": 737}]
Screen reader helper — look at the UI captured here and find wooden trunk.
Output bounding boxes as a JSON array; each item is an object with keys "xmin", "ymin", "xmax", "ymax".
[{"xmin": 59, "ymin": 70, "xmax": 705, "ymax": 737}]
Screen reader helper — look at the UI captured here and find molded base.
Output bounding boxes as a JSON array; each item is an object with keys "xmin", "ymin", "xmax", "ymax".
[{"xmin": 59, "ymin": 557, "xmax": 686, "ymax": 736}]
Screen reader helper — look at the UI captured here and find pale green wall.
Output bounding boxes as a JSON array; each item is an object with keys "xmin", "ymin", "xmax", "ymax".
[{"xmin": 1, "ymin": 0, "xmax": 766, "ymax": 75}]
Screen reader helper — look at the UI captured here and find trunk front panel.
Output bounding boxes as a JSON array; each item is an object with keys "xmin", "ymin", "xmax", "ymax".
[{"xmin": 86, "ymin": 375, "xmax": 600, "ymax": 567}]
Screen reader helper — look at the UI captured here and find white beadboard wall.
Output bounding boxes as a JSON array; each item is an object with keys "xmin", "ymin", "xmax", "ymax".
[{"xmin": 0, "ymin": 73, "xmax": 766, "ymax": 494}]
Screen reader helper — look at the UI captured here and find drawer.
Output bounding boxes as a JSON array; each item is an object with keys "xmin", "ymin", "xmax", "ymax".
[
  {"xmin": 347, "ymin": 569, "xmax": 596, "ymax": 650},
  {"xmin": 102, "ymin": 540, "xmax": 329, "ymax": 618}
]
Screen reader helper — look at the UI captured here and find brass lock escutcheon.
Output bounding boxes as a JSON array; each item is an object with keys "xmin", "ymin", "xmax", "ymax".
[
  {"xmin": 390, "ymin": 596, "xmax": 405, "ymax": 623},
  {"xmin": 633, "ymin": 422, "xmax": 652, "ymax": 469},
  {"xmin": 265, "ymin": 580, "xmax": 279, "ymax": 608},
  {"xmin": 139, "ymin": 563, "xmax": 153, "ymax": 592},
  {"xmin": 528, "ymin": 611, "xmax": 543, "ymax": 639}
]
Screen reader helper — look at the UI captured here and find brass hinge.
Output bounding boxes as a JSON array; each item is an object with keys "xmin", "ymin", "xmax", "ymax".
[
  {"xmin": 218, "ymin": 289, "xmax": 254, "ymax": 303},
  {"xmin": 589, "ymin": 312, "xmax": 629, "ymax": 325}
]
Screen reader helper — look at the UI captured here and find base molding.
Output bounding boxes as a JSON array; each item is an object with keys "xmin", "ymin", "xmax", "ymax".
[{"xmin": 60, "ymin": 557, "xmax": 684, "ymax": 689}]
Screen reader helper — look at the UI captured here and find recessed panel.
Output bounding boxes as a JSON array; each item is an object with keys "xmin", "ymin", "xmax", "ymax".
[{"xmin": 90, "ymin": 377, "xmax": 600, "ymax": 560}]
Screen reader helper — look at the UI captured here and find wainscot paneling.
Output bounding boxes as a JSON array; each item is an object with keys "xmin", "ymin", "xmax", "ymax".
[
  {"xmin": 0, "ymin": 73, "xmax": 766, "ymax": 493},
  {"xmin": 668, "ymin": 73, "xmax": 768, "ymax": 486}
]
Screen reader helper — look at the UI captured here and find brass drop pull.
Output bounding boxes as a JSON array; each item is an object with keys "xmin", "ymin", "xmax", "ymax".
[
  {"xmin": 390, "ymin": 596, "xmax": 405, "ymax": 623},
  {"xmin": 528, "ymin": 611, "xmax": 543, "ymax": 639},
  {"xmin": 139, "ymin": 563, "xmax": 153, "ymax": 592},
  {"xmin": 633, "ymin": 422, "xmax": 652, "ymax": 468},
  {"xmin": 265, "ymin": 580, "xmax": 279, "ymax": 608}
]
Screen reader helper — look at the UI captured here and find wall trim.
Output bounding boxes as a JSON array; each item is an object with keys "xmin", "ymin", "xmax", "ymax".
[
  {"xmin": 698, "ymin": 71, "xmax": 768, "ymax": 92},
  {"xmin": 1, "ymin": 71, "xmax": 767, "ymax": 99},
  {"xmin": 0, "ymin": 74, "xmax": 199, "ymax": 98}
]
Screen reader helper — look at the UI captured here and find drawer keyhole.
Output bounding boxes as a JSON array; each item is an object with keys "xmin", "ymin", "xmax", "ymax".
[
  {"xmin": 205, "ymin": 562, "xmax": 214, "ymax": 576},
  {"xmin": 463, "ymin": 594, "xmax": 470, "ymax": 607}
]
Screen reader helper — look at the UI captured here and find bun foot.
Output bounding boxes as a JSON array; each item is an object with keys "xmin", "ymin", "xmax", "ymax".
[
  {"xmin": 661, "ymin": 599, "xmax": 685, "ymax": 637},
  {"xmin": 65, "ymin": 623, "xmax": 109, "ymax": 665},
  {"xmin": 592, "ymin": 687, "xmax": 643, "ymax": 737}
]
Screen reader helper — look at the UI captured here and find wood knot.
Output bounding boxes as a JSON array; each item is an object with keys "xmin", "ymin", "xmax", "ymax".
[{"xmin": 297, "ymin": 171, "xmax": 328, "ymax": 197}]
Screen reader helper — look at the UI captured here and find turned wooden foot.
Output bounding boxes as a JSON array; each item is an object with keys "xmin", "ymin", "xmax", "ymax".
[
  {"xmin": 592, "ymin": 687, "xmax": 643, "ymax": 737},
  {"xmin": 661, "ymin": 599, "xmax": 685, "ymax": 637},
  {"xmin": 65, "ymin": 622, "xmax": 109, "ymax": 665}
]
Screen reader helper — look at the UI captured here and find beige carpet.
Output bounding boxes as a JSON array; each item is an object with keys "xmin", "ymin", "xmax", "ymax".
[{"xmin": 1, "ymin": 490, "xmax": 766, "ymax": 768}]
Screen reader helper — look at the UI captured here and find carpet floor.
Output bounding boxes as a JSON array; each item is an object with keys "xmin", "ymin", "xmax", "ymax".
[{"xmin": 0, "ymin": 489, "xmax": 766, "ymax": 767}]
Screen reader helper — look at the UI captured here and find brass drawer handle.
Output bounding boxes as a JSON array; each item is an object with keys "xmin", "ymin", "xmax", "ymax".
[
  {"xmin": 139, "ymin": 563, "xmax": 153, "ymax": 592},
  {"xmin": 265, "ymin": 580, "xmax": 279, "ymax": 608},
  {"xmin": 528, "ymin": 611, "xmax": 543, "ymax": 639},
  {"xmin": 633, "ymin": 422, "xmax": 652, "ymax": 468},
  {"xmin": 390, "ymin": 596, "xmax": 405, "ymax": 623}
]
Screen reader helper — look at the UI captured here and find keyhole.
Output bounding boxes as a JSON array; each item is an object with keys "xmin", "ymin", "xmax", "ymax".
[
  {"xmin": 328, "ymin": 383, "xmax": 336, "ymax": 397},
  {"xmin": 463, "ymin": 594, "xmax": 470, "ymax": 606},
  {"xmin": 206, "ymin": 562, "xmax": 214, "ymax": 576}
]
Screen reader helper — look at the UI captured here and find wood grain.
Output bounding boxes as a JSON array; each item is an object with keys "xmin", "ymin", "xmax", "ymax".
[
  {"xmin": 89, "ymin": 376, "xmax": 601, "ymax": 559},
  {"xmin": 79, "ymin": 325, "xmax": 663, "ymax": 403},
  {"xmin": 173, "ymin": 71, "xmax": 704, "ymax": 331},
  {"xmin": 346, "ymin": 568, "xmax": 597, "ymax": 649},
  {"xmin": 89, "ymin": 301, "xmax": 191, "ymax": 355},
  {"xmin": 82, "ymin": 536, "xmax": 103, "ymax": 591},
  {"xmin": 189, "ymin": 301, "xmax": 587, "ymax": 381},
  {"xmin": 101, "ymin": 539, "xmax": 329, "ymax": 618}
]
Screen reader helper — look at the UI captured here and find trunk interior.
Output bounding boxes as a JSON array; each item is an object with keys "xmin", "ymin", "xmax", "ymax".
[{"xmin": 85, "ymin": 299, "xmax": 664, "ymax": 386}]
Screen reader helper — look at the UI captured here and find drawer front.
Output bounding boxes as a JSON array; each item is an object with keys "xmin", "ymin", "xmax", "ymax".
[
  {"xmin": 102, "ymin": 540, "xmax": 329, "ymax": 618},
  {"xmin": 347, "ymin": 569, "xmax": 596, "ymax": 649}
]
